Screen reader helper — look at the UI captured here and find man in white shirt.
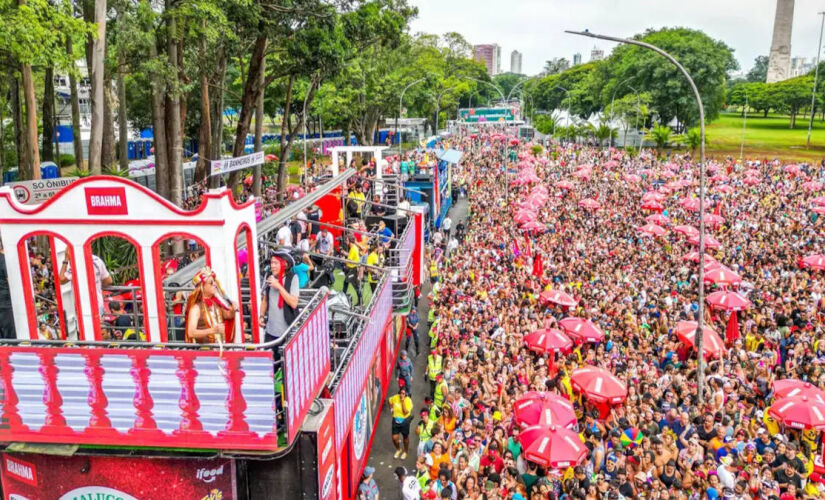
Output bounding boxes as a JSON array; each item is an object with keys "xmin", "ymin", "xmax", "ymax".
[
  {"xmin": 276, "ymin": 222, "xmax": 293, "ymax": 248},
  {"xmin": 395, "ymin": 467, "xmax": 420, "ymax": 500},
  {"xmin": 59, "ymin": 252, "xmax": 112, "ymax": 315},
  {"xmin": 442, "ymin": 216, "xmax": 452, "ymax": 238}
]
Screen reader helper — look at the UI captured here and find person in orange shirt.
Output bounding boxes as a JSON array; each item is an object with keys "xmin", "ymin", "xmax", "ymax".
[{"xmin": 426, "ymin": 441, "xmax": 451, "ymax": 480}]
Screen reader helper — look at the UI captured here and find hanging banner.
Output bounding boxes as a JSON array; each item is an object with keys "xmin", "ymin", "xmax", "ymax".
[
  {"xmin": 6, "ymin": 177, "xmax": 77, "ymax": 205},
  {"xmin": 210, "ymin": 151, "xmax": 265, "ymax": 176},
  {"xmin": 0, "ymin": 453, "xmax": 236, "ymax": 500}
]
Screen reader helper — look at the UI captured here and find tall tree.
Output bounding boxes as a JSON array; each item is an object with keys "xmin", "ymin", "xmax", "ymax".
[
  {"xmin": 42, "ymin": 67, "xmax": 55, "ymax": 162},
  {"xmin": 746, "ymin": 55, "xmax": 769, "ymax": 83},
  {"xmin": 87, "ymin": 0, "xmax": 107, "ymax": 174}
]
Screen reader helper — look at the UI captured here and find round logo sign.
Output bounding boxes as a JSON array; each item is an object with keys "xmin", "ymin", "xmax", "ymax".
[
  {"xmin": 352, "ymin": 393, "xmax": 369, "ymax": 460},
  {"xmin": 59, "ymin": 487, "xmax": 138, "ymax": 500},
  {"xmin": 12, "ymin": 185, "xmax": 30, "ymax": 203}
]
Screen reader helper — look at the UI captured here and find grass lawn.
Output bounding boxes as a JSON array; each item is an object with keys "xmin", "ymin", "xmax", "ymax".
[{"xmin": 705, "ymin": 112, "xmax": 825, "ymax": 163}]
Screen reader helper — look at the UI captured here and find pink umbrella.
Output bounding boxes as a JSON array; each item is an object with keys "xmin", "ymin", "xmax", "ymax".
[
  {"xmin": 709, "ymin": 174, "xmax": 729, "ymax": 183},
  {"xmin": 556, "ymin": 180, "xmax": 575, "ymax": 190},
  {"xmin": 812, "ymin": 196, "xmax": 825, "ymax": 207},
  {"xmin": 706, "ymin": 290, "xmax": 752, "ymax": 311},
  {"xmin": 515, "ymin": 211, "xmax": 537, "ymax": 224},
  {"xmin": 642, "ymin": 191, "xmax": 666, "ymax": 203},
  {"xmin": 572, "ymin": 170, "xmax": 591, "ymax": 180},
  {"xmin": 623, "ymin": 174, "xmax": 641, "ymax": 183},
  {"xmin": 801, "ymin": 254, "xmax": 825, "ymax": 271},
  {"xmin": 683, "ymin": 251, "xmax": 716, "ymax": 264},
  {"xmin": 769, "ymin": 396, "xmax": 825, "ymax": 430},
  {"xmin": 813, "ymin": 206, "xmax": 825, "ymax": 215},
  {"xmin": 578, "ymin": 198, "xmax": 601, "ymax": 211},
  {"xmin": 570, "ymin": 366, "xmax": 628, "ymax": 404},
  {"xmin": 665, "ymin": 181, "xmax": 684, "ymax": 191},
  {"xmin": 640, "ymin": 200, "xmax": 665, "ymax": 212},
  {"xmin": 743, "ymin": 177, "xmax": 760, "ymax": 186},
  {"xmin": 679, "ymin": 198, "xmax": 701, "ymax": 211},
  {"xmin": 558, "ymin": 317, "xmax": 605, "ymax": 344},
  {"xmin": 703, "ymin": 214, "xmax": 726, "ymax": 227},
  {"xmin": 519, "ymin": 425, "xmax": 587, "ymax": 469},
  {"xmin": 688, "ymin": 234, "xmax": 721, "ymax": 250},
  {"xmin": 802, "ymin": 181, "xmax": 823, "ymax": 192},
  {"xmin": 744, "ymin": 168, "xmax": 760, "ymax": 177},
  {"xmin": 636, "ymin": 224, "xmax": 668, "ymax": 237},
  {"xmin": 704, "ymin": 260, "xmax": 725, "ymax": 272},
  {"xmin": 674, "ymin": 225, "xmax": 700, "ymax": 238},
  {"xmin": 714, "ymin": 185, "xmax": 735, "ymax": 195},
  {"xmin": 675, "ymin": 321, "xmax": 726, "ymax": 360},
  {"xmin": 514, "ymin": 393, "xmax": 577, "ymax": 430},
  {"xmin": 704, "ymin": 267, "xmax": 742, "ymax": 286},
  {"xmin": 522, "ymin": 221, "xmax": 547, "ymax": 233},
  {"xmin": 539, "ymin": 289, "xmax": 578, "ymax": 308},
  {"xmin": 523, "ymin": 329, "xmax": 574, "ymax": 354},
  {"xmin": 645, "ymin": 213, "xmax": 670, "ymax": 225},
  {"xmin": 772, "ymin": 380, "xmax": 825, "ymax": 403},
  {"xmin": 784, "ymin": 164, "xmax": 801, "ymax": 176}
]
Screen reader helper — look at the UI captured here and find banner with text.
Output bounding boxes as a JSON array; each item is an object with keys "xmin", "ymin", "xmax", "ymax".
[
  {"xmin": 210, "ymin": 151, "xmax": 265, "ymax": 176},
  {"xmin": 6, "ymin": 177, "xmax": 77, "ymax": 205}
]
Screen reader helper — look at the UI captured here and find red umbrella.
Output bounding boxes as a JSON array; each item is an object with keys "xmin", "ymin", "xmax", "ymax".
[
  {"xmin": 675, "ymin": 321, "xmax": 726, "ymax": 359},
  {"xmin": 558, "ymin": 317, "xmax": 605, "ymax": 344},
  {"xmin": 683, "ymin": 251, "xmax": 716, "ymax": 264},
  {"xmin": 265, "ymin": 154, "xmax": 278, "ymax": 162},
  {"xmin": 674, "ymin": 225, "xmax": 700, "ymax": 238},
  {"xmin": 640, "ymin": 200, "xmax": 665, "ymax": 212},
  {"xmin": 539, "ymin": 290, "xmax": 578, "ymax": 308},
  {"xmin": 578, "ymin": 198, "xmax": 601, "ymax": 211},
  {"xmin": 522, "ymin": 221, "xmax": 547, "ymax": 233},
  {"xmin": 769, "ymin": 396, "xmax": 825, "ymax": 430},
  {"xmin": 704, "ymin": 267, "xmax": 742, "ymax": 286},
  {"xmin": 645, "ymin": 213, "xmax": 670, "ymax": 226},
  {"xmin": 636, "ymin": 224, "xmax": 668, "ymax": 237},
  {"xmin": 556, "ymin": 180, "xmax": 575, "ymax": 190},
  {"xmin": 518, "ymin": 425, "xmax": 587, "ymax": 469},
  {"xmin": 524, "ymin": 329, "xmax": 574, "ymax": 354},
  {"xmin": 772, "ymin": 380, "xmax": 825, "ymax": 403},
  {"xmin": 688, "ymin": 234, "xmax": 721, "ymax": 250},
  {"xmin": 515, "ymin": 211, "xmax": 537, "ymax": 224},
  {"xmin": 801, "ymin": 254, "xmax": 825, "ymax": 271},
  {"xmin": 703, "ymin": 214, "xmax": 726, "ymax": 227},
  {"xmin": 570, "ymin": 366, "xmax": 628, "ymax": 404},
  {"xmin": 513, "ymin": 393, "xmax": 577, "ymax": 430},
  {"xmin": 706, "ymin": 290, "xmax": 752, "ymax": 311}
]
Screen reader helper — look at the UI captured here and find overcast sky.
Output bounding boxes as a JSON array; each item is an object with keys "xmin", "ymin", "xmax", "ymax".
[{"xmin": 409, "ymin": 0, "xmax": 824, "ymax": 76}]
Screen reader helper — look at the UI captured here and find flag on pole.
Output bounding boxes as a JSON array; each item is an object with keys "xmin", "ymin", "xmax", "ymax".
[
  {"xmin": 513, "ymin": 238, "xmax": 521, "ymax": 257},
  {"xmin": 533, "ymin": 254, "xmax": 543, "ymax": 277},
  {"xmin": 525, "ymin": 237, "xmax": 532, "ymax": 257},
  {"xmin": 726, "ymin": 311, "xmax": 739, "ymax": 344}
]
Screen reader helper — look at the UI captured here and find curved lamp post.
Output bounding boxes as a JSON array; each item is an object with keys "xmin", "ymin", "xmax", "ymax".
[
  {"xmin": 464, "ymin": 76, "xmax": 506, "ymax": 103},
  {"xmin": 397, "ymin": 77, "xmax": 429, "ymax": 156},
  {"xmin": 566, "ymin": 29, "xmax": 707, "ymax": 404}
]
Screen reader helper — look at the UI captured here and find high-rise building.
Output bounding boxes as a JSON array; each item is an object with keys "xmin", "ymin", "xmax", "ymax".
[
  {"xmin": 573, "ymin": 53, "xmax": 582, "ymax": 66},
  {"xmin": 590, "ymin": 46, "xmax": 604, "ymax": 62},
  {"xmin": 767, "ymin": 0, "xmax": 795, "ymax": 82},
  {"xmin": 474, "ymin": 44, "xmax": 501, "ymax": 76},
  {"xmin": 510, "ymin": 50, "xmax": 523, "ymax": 74},
  {"xmin": 790, "ymin": 56, "xmax": 813, "ymax": 77}
]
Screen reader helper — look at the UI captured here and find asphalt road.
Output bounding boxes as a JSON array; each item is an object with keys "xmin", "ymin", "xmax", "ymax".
[{"xmin": 366, "ymin": 195, "xmax": 469, "ymax": 499}]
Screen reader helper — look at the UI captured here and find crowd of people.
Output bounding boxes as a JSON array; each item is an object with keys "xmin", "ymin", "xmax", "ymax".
[{"xmin": 389, "ymin": 132, "xmax": 825, "ymax": 500}]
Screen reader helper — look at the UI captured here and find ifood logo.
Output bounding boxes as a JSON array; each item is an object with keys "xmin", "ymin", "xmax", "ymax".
[{"xmin": 196, "ymin": 465, "xmax": 225, "ymax": 483}]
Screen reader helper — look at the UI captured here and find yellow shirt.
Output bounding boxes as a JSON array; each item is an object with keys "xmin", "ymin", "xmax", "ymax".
[
  {"xmin": 366, "ymin": 251, "xmax": 380, "ymax": 282},
  {"xmin": 763, "ymin": 409, "xmax": 780, "ymax": 436},
  {"xmin": 346, "ymin": 243, "xmax": 360, "ymax": 268},
  {"xmin": 389, "ymin": 394, "xmax": 412, "ymax": 419}
]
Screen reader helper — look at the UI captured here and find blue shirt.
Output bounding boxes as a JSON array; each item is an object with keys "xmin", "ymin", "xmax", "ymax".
[
  {"xmin": 379, "ymin": 227, "xmax": 394, "ymax": 243},
  {"xmin": 292, "ymin": 263, "xmax": 311, "ymax": 287}
]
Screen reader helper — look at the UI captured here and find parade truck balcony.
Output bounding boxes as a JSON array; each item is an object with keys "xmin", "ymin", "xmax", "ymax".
[{"xmin": 0, "ymin": 167, "xmax": 424, "ymax": 459}]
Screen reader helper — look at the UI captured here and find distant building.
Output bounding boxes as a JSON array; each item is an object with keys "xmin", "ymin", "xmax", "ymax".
[
  {"xmin": 590, "ymin": 46, "xmax": 604, "ymax": 62},
  {"xmin": 790, "ymin": 56, "xmax": 814, "ymax": 77},
  {"xmin": 474, "ymin": 44, "xmax": 501, "ymax": 76},
  {"xmin": 510, "ymin": 50, "xmax": 523, "ymax": 74},
  {"xmin": 573, "ymin": 53, "xmax": 582, "ymax": 66}
]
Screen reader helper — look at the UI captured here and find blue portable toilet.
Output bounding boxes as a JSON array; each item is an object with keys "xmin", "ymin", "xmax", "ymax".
[
  {"xmin": 3, "ymin": 168, "xmax": 18, "ymax": 184},
  {"xmin": 128, "ymin": 141, "xmax": 137, "ymax": 160},
  {"xmin": 40, "ymin": 162, "xmax": 59, "ymax": 179}
]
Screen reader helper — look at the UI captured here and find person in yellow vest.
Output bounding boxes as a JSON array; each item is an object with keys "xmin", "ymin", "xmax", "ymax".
[
  {"xmin": 427, "ymin": 348, "xmax": 443, "ymax": 398},
  {"xmin": 429, "ymin": 260, "xmax": 438, "ymax": 285},
  {"xmin": 389, "ymin": 386, "xmax": 413, "ymax": 459},
  {"xmin": 433, "ymin": 373, "xmax": 448, "ymax": 408}
]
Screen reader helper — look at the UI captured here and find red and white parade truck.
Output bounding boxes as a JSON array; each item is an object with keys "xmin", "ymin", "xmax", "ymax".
[{"xmin": 0, "ymin": 168, "xmax": 425, "ymax": 500}]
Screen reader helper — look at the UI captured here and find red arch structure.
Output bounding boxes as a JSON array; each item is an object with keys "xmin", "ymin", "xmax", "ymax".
[{"xmin": 0, "ymin": 176, "xmax": 260, "ymax": 342}]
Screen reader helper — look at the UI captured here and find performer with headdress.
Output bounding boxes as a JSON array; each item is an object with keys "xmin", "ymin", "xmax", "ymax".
[{"xmin": 184, "ymin": 267, "xmax": 237, "ymax": 344}]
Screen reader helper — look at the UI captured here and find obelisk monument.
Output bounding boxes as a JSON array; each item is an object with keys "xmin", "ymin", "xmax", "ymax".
[{"xmin": 766, "ymin": 0, "xmax": 794, "ymax": 83}]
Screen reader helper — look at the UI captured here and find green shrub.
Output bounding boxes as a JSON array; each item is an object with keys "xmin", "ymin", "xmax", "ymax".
[{"xmin": 58, "ymin": 154, "xmax": 76, "ymax": 167}]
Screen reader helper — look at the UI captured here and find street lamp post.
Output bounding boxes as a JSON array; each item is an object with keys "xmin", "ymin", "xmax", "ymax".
[
  {"xmin": 628, "ymin": 84, "xmax": 642, "ymax": 153},
  {"xmin": 464, "ymin": 76, "xmax": 506, "ymax": 103},
  {"xmin": 740, "ymin": 89, "xmax": 748, "ymax": 162},
  {"xmin": 807, "ymin": 12, "xmax": 825, "ymax": 149},
  {"xmin": 567, "ymin": 29, "xmax": 708, "ymax": 404},
  {"xmin": 397, "ymin": 77, "xmax": 428, "ymax": 157},
  {"xmin": 552, "ymin": 85, "xmax": 571, "ymax": 141},
  {"xmin": 609, "ymin": 77, "xmax": 634, "ymax": 125}
]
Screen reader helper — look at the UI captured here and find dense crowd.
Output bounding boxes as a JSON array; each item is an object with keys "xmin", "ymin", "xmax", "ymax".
[{"xmin": 392, "ymin": 134, "xmax": 825, "ymax": 500}]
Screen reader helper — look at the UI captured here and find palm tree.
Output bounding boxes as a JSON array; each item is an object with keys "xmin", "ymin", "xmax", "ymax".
[
  {"xmin": 646, "ymin": 125, "xmax": 672, "ymax": 151},
  {"xmin": 685, "ymin": 127, "xmax": 706, "ymax": 155},
  {"xmin": 595, "ymin": 124, "xmax": 617, "ymax": 148}
]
